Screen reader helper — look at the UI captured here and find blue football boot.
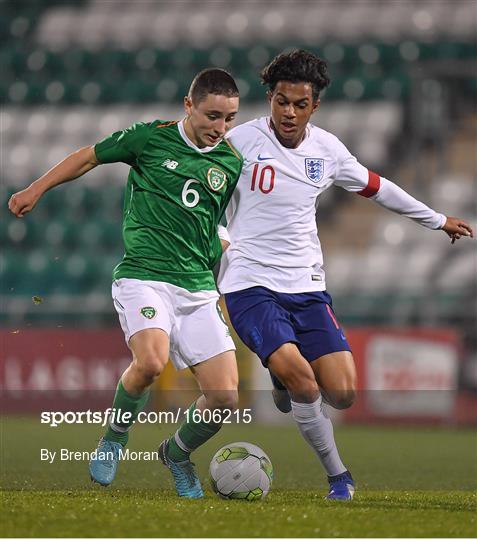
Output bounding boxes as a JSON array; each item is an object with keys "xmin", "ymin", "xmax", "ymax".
[
  {"xmin": 326, "ymin": 470, "xmax": 355, "ymax": 500},
  {"xmin": 269, "ymin": 370, "xmax": 292, "ymax": 413},
  {"xmin": 159, "ymin": 439, "xmax": 204, "ymax": 498},
  {"xmin": 89, "ymin": 437, "xmax": 123, "ymax": 486}
]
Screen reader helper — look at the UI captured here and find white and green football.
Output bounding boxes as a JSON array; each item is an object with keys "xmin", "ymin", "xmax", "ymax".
[{"xmin": 209, "ymin": 442, "xmax": 273, "ymax": 501}]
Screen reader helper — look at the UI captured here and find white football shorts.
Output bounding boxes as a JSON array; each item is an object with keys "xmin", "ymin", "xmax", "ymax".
[{"xmin": 112, "ymin": 278, "xmax": 235, "ymax": 370}]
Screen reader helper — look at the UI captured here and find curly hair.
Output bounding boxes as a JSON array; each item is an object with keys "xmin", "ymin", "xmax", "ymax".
[{"xmin": 261, "ymin": 49, "xmax": 330, "ymax": 101}]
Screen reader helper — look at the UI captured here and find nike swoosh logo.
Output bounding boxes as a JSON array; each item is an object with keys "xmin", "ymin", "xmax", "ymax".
[{"xmin": 257, "ymin": 154, "xmax": 274, "ymax": 161}]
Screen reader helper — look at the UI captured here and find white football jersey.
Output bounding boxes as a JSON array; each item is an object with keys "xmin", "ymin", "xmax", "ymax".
[{"xmin": 218, "ymin": 117, "xmax": 445, "ymax": 294}]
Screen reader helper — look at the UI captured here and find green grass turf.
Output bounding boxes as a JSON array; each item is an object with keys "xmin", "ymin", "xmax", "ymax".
[
  {"xmin": 2, "ymin": 489, "xmax": 476, "ymax": 538},
  {"xmin": 1, "ymin": 418, "xmax": 476, "ymax": 537}
]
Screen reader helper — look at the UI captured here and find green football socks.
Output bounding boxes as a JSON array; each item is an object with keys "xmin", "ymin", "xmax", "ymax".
[
  {"xmin": 167, "ymin": 402, "xmax": 222, "ymax": 462},
  {"xmin": 104, "ymin": 379, "xmax": 150, "ymax": 446}
]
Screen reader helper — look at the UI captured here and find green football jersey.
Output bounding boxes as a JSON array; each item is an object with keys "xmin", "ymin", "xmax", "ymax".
[{"xmin": 94, "ymin": 119, "xmax": 243, "ymax": 291}]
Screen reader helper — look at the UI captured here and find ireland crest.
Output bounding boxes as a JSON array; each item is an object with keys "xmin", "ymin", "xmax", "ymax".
[
  {"xmin": 140, "ymin": 306, "xmax": 156, "ymax": 319},
  {"xmin": 305, "ymin": 158, "xmax": 324, "ymax": 183},
  {"xmin": 207, "ymin": 167, "xmax": 227, "ymax": 191}
]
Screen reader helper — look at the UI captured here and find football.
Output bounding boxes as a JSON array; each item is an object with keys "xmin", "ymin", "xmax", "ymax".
[{"xmin": 209, "ymin": 442, "xmax": 273, "ymax": 500}]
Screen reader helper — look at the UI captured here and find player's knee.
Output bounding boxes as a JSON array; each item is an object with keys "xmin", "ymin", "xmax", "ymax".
[
  {"xmin": 328, "ymin": 389, "xmax": 356, "ymax": 410},
  {"xmin": 213, "ymin": 390, "xmax": 238, "ymax": 411},
  {"xmin": 206, "ymin": 389, "xmax": 239, "ymax": 412},
  {"xmin": 134, "ymin": 352, "xmax": 168, "ymax": 383},
  {"xmin": 136, "ymin": 364, "xmax": 162, "ymax": 385},
  {"xmin": 283, "ymin": 373, "xmax": 319, "ymax": 402}
]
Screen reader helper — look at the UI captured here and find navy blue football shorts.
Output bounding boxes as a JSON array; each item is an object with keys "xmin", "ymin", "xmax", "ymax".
[{"xmin": 224, "ymin": 286, "xmax": 351, "ymax": 366}]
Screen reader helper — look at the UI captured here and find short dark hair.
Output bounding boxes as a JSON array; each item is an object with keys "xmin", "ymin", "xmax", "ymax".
[
  {"xmin": 261, "ymin": 49, "xmax": 330, "ymax": 101},
  {"xmin": 189, "ymin": 68, "xmax": 239, "ymax": 104}
]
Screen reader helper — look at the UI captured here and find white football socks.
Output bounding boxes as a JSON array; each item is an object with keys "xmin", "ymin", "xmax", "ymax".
[{"xmin": 291, "ymin": 395, "xmax": 347, "ymax": 477}]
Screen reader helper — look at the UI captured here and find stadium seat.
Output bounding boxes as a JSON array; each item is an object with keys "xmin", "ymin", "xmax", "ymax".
[{"xmin": 3, "ymin": 37, "xmax": 475, "ymax": 105}]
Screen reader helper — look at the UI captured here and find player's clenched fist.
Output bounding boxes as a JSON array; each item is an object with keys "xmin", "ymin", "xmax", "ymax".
[{"xmin": 8, "ymin": 186, "xmax": 41, "ymax": 218}]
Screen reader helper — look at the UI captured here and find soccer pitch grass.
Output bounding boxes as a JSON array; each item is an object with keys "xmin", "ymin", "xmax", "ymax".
[{"xmin": 1, "ymin": 418, "xmax": 476, "ymax": 537}]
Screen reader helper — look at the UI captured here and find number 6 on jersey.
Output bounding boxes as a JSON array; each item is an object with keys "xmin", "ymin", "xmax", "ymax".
[{"xmin": 182, "ymin": 179, "xmax": 200, "ymax": 208}]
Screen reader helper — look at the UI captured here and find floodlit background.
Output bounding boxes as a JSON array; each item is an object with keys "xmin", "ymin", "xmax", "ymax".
[{"xmin": 1, "ymin": 1, "xmax": 476, "ymax": 429}]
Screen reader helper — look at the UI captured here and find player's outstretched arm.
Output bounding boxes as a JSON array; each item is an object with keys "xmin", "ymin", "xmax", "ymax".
[
  {"xmin": 347, "ymin": 172, "xmax": 474, "ymax": 246},
  {"xmin": 8, "ymin": 145, "xmax": 99, "ymax": 218},
  {"xmin": 441, "ymin": 216, "xmax": 474, "ymax": 244}
]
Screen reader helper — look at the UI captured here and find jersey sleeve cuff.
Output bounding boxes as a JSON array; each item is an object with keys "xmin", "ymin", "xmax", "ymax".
[
  {"xmin": 435, "ymin": 213, "xmax": 447, "ymax": 230},
  {"xmin": 93, "ymin": 143, "xmax": 103, "ymax": 163}
]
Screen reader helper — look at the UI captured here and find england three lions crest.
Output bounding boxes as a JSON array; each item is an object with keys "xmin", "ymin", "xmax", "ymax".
[{"xmin": 305, "ymin": 158, "xmax": 324, "ymax": 183}]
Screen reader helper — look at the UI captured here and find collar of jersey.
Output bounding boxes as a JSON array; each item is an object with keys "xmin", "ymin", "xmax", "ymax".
[{"xmin": 178, "ymin": 119, "xmax": 220, "ymax": 154}]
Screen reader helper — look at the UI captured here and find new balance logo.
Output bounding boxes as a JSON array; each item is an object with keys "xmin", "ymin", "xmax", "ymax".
[{"xmin": 162, "ymin": 159, "xmax": 179, "ymax": 170}]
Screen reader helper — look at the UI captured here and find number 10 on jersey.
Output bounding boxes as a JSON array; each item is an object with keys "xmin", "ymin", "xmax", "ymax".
[{"xmin": 251, "ymin": 164, "xmax": 275, "ymax": 194}]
